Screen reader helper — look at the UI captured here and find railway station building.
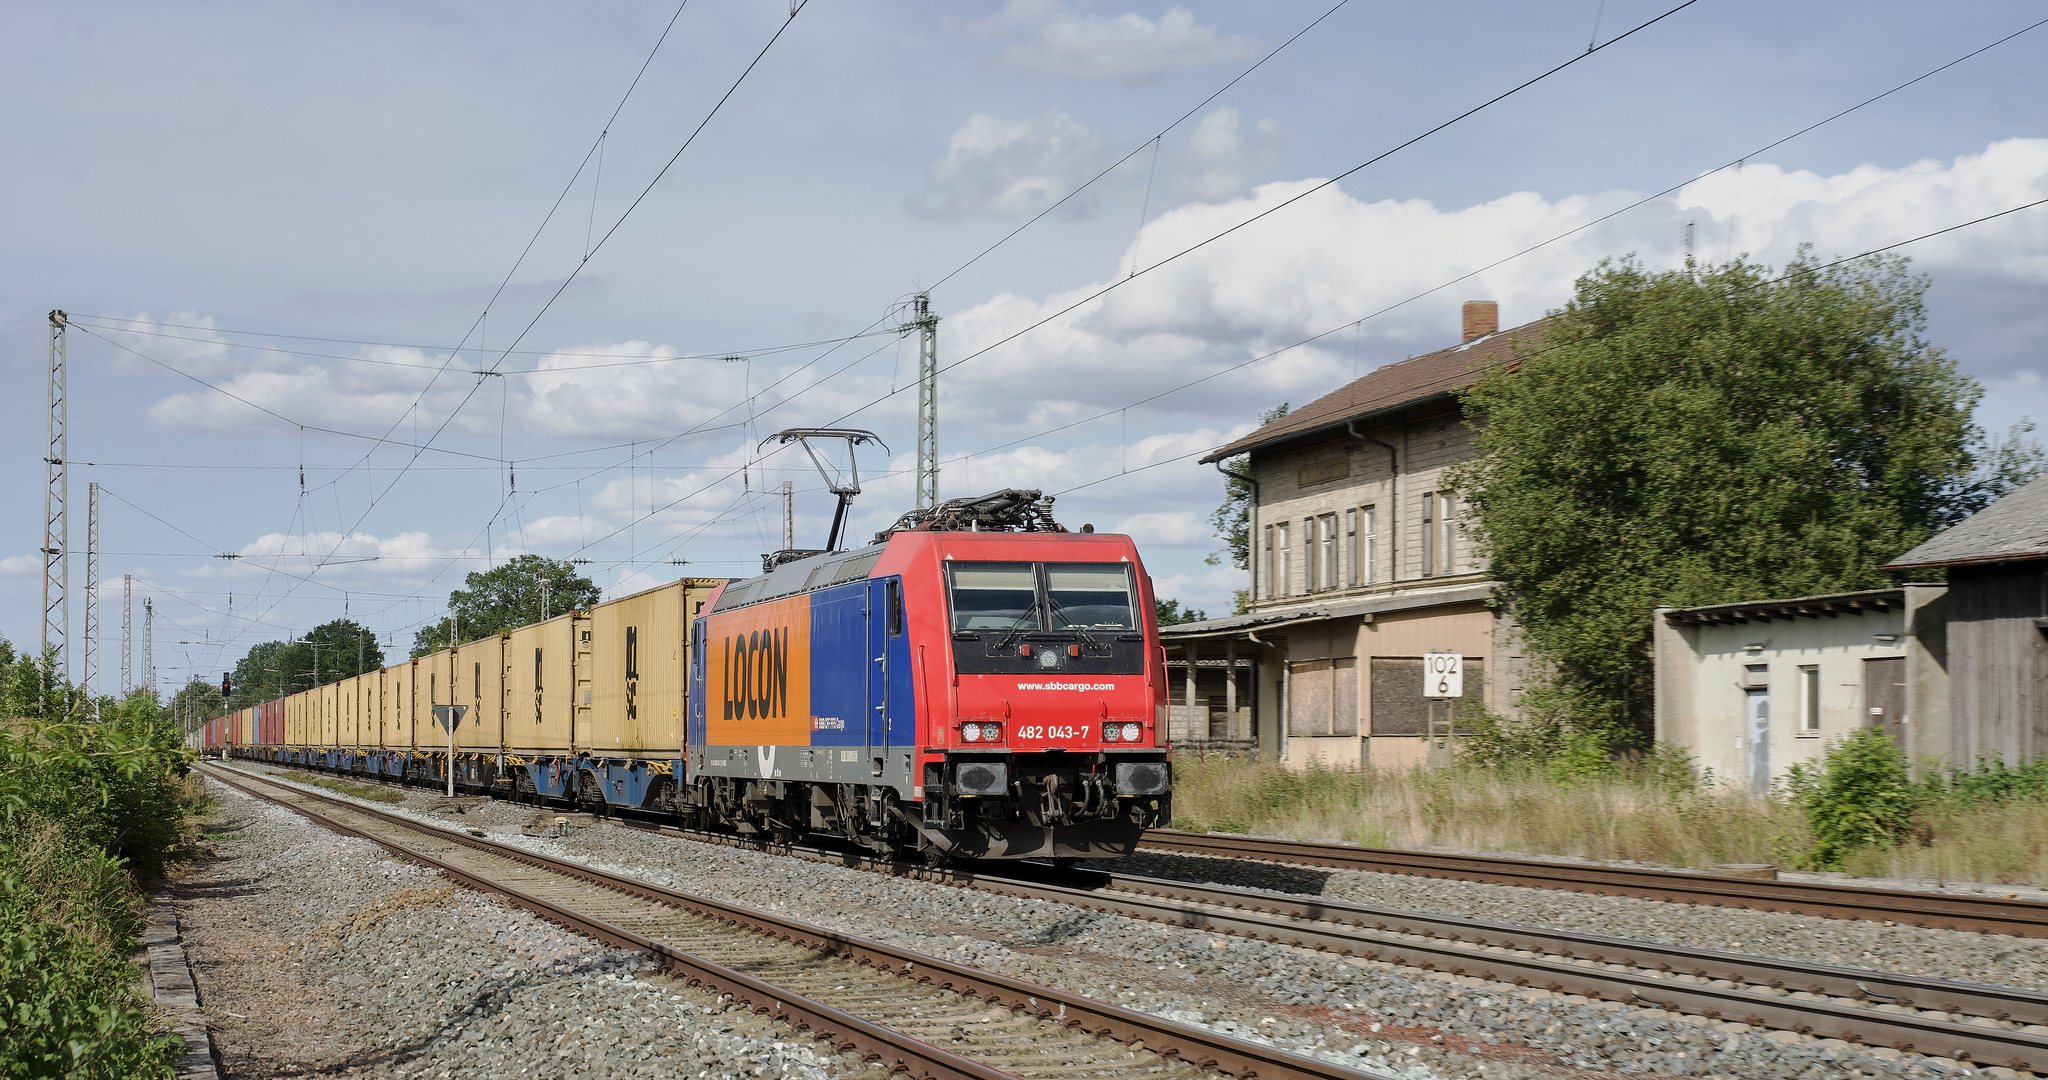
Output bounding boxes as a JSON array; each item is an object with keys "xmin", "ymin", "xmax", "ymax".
[{"xmin": 1159, "ymin": 302, "xmax": 1540, "ymax": 767}]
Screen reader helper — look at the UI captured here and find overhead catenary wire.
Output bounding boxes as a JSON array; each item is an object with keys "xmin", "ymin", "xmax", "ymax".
[{"xmin": 574, "ymin": 0, "xmax": 1706, "ymax": 560}]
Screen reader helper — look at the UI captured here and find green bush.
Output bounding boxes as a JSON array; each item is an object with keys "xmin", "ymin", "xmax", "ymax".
[
  {"xmin": 1785, "ymin": 727, "xmax": 1915, "ymax": 870},
  {"xmin": 0, "ymin": 639, "xmax": 197, "ymax": 1077},
  {"xmin": 0, "ymin": 823, "xmax": 180, "ymax": 1079}
]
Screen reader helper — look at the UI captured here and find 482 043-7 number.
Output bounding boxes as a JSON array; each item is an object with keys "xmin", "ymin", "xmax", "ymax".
[{"xmin": 1015, "ymin": 725, "xmax": 1081, "ymax": 740}]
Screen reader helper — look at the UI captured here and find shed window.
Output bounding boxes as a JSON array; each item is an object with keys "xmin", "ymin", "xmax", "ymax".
[
  {"xmin": 1420, "ymin": 493, "xmax": 1436, "ymax": 578},
  {"xmin": 1800, "ymin": 666, "xmax": 1821, "ymax": 733}
]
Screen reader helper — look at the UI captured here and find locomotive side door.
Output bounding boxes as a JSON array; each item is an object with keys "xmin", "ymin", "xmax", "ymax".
[{"xmin": 866, "ymin": 579, "xmax": 890, "ymax": 777}]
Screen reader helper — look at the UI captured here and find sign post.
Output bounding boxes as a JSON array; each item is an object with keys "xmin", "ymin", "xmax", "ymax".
[
  {"xmin": 1422, "ymin": 652, "xmax": 1463, "ymax": 768},
  {"xmin": 433, "ymin": 704, "xmax": 468, "ymax": 797}
]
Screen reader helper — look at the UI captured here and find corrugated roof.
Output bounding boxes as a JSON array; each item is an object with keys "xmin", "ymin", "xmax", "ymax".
[
  {"xmin": 1199, "ymin": 317, "xmax": 1550, "ymax": 464},
  {"xmin": 1881, "ymin": 472, "xmax": 2048, "ymax": 570}
]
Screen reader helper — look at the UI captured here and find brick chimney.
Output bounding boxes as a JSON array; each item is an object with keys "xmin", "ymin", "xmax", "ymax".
[{"xmin": 1462, "ymin": 300, "xmax": 1499, "ymax": 343}]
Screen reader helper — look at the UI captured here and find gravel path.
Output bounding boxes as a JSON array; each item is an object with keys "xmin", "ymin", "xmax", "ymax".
[
  {"xmin": 173, "ymin": 776, "xmax": 872, "ymax": 1079},
  {"xmin": 228, "ymin": 764, "xmax": 2019, "ymax": 1079}
]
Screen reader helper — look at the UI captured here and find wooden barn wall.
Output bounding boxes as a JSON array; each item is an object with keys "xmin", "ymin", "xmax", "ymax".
[{"xmin": 1947, "ymin": 563, "xmax": 2048, "ymax": 766}]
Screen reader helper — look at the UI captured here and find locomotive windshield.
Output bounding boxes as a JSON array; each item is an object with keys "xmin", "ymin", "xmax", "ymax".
[
  {"xmin": 1045, "ymin": 564, "xmax": 1137, "ymax": 629},
  {"xmin": 946, "ymin": 562, "xmax": 1137, "ymax": 633},
  {"xmin": 949, "ymin": 563, "xmax": 1044, "ymax": 631}
]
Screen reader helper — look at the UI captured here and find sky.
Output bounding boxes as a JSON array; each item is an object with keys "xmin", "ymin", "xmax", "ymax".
[{"xmin": 4, "ymin": 0, "xmax": 2047, "ymax": 697}]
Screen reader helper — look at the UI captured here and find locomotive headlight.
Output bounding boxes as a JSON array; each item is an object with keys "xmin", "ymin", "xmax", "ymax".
[
  {"xmin": 1120, "ymin": 722, "xmax": 1143, "ymax": 743},
  {"xmin": 1101, "ymin": 722, "xmax": 1120, "ymax": 742},
  {"xmin": 961, "ymin": 723, "xmax": 982, "ymax": 743},
  {"xmin": 980, "ymin": 722, "xmax": 1004, "ymax": 742}
]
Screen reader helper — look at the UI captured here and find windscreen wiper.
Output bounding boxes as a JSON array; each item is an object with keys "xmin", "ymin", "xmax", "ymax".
[{"xmin": 1045, "ymin": 598, "xmax": 1103, "ymax": 650}]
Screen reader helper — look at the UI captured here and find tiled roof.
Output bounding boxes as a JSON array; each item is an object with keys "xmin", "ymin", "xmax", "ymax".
[
  {"xmin": 1881, "ymin": 472, "xmax": 2048, "ymax": 570},
  {"xmin": 1199, "ymin": 317, "xmax": 1549, "ymax": 464}
]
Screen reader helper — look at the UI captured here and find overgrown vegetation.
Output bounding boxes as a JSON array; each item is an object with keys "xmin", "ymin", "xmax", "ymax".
[
  {"xmin": 1447, "ymin": 252, "xmax": 2042, "ymax": 751},
  {"xmin": 1170, "ymin": 750, "xmax": 1801, "ymax": 868},
  {"xmin": 1173, "ymin": 740, "xmax": 2048, "ymax": 886},
  {"xmin": 1, "ymin": 635, "xmax": 197, "ymax": 1078}
]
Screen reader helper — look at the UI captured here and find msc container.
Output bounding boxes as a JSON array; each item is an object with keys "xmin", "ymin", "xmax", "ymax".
[
  {"xmin": 505, "ymin": 614, "xmax": 580, "ymax": 753},
  {"xmin": 452, "ymin": 635, "xmax": 507, "ymax": 755},
  {"xmin": 587, "ymin": 579, "xmax": 721, "ymax": 754}
]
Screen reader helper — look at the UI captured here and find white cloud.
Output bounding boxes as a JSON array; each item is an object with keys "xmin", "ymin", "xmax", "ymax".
[
  {"xmin": 0, "ymin": 555, "xmax": 39, "ymax": 577},
  {"xmin": 910, "ymin": 110, "xmax": 1104, "ymax": 220},
  {"xmin": 932, "ymin": 139, "xmax": 2048, "ymax": 444},
  {"xmin": 953, "ymin": 2, "xmax": 1264, "ymax": 84},
  {"xmin": 1111, "ymin": 510, "xmax": 1210, "ymax": 546},
  {"xmin": 1172, "ymin": 107, "xmax": 1289, "ymax": 201}
]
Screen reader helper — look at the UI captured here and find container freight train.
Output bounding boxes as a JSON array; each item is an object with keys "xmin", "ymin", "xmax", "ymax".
[{"xmin": 222, "ymin": 489, "xmax": 1172, "ymax": 861}]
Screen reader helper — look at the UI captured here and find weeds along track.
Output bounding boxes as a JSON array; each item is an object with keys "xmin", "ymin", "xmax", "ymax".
[
  {"xmin": 196, "ymin": 765, "xmax": 1387, "ymax": 1080},
  {"xmin": 1138, "ymin": 829, "xmax": 2048, "ymax": 938}
]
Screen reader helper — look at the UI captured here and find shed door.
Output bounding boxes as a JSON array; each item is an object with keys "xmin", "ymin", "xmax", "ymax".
[
  {"xmin": 1864, "ymin": 656, "xmax": 1906, "ymax": 747},
  {"xmin": 1745, "ymin": 688, "xmax": 1770, "ymax": 794}
]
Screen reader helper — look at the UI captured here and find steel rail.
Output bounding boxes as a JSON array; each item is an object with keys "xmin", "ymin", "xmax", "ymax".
[
  {"xmin": 939, "ymin": 870, "xmax": 2048, "ymax": 1072},
  {"xmin": 201, "ymin": 764, "xmax": 1392, "ymax": 1080},
  {"xmin": 1139, "ymin": 829, "xmax": 2048, "ymax": 939},
  {"xmin": 1081, "ymin": 868, "xmax": 2048, "ymax": 1027},
  {"xmin": 202, "ymin": 766, "xmax": 1007, "ymax": 1080},
  {"xmin": 233, "ymin": 758, "xmax": 2048, "ymax": 1069},
  {"xmin": 588, "ymin": 798, "xmax": 2048, "ymax": 1071}
]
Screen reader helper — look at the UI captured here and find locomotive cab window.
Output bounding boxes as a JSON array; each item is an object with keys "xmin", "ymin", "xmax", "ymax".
[
  {"xmin": 886, "ymin": 578, "xmax": 905, "ymax": 636},
  {"xmin": 948, "ymin": 563, "xmax": 1043, "ymax": 632},
  {"xmin": 1045, "ymin": 563, "xmax": 1136, "ymax": 630}
]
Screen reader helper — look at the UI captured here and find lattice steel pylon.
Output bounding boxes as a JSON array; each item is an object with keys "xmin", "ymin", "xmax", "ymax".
[
  {"xmin": 84, "ymin": 482, "xmax": 100, "ymax": 706},
  {"xmin": 122, "ymin": 574, "xmax": 133, "ymax": 697},
  {"xmin": 909, "ymin": 293, "xmax": 939, "ymax": 510},
  {"xmin": 143, "ymin": 597, "xmax": 154, "ymax": 700},
  {"xmin": 41, "ymin": 311, "xmax": 68, "ymax": 701}
]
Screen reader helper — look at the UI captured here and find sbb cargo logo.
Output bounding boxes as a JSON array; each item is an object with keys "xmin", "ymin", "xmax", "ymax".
[{"xmin": 705, "ymin": 595, "xmax": 811, "ymax": 746}]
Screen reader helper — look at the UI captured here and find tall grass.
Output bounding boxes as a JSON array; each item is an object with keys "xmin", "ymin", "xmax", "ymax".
[
  {"xmin": 1172, "ymin": 751, "xmax": 2048, "ymax": 885},
  {"xmin": 1171, "ymin": 752, "xmax": 1805, "ymax": 868}
]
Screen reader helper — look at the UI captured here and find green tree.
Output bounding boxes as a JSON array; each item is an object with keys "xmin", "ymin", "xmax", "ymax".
[
  {"xmin": 1449, "ymin": 252, "xmax": 2001, "ymax": 743},
  {"xmin": 412, "ymin": 555, "xmax": 601, "ymax": 657},
  {"xmin": 1155, "ymin": 598, "xmax": 1208, "ymax": 626},
  {"xmin": 1208, "ymin": 403, "xmax": 1289, "ymax": 614},
  {"xmin": 226, "ymin": 619, "xmax": 381, "ymax": 708}
]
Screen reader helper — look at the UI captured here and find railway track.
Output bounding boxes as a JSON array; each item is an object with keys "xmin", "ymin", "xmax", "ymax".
[
  {"xmin": 198, "ymin": 764, "xmax": 1388, "ymax": 1080},
  {"xmin": 1138, "ymin": 829, "xmax": 2048, "ymax": 939},
  {"xmin": 227, "ymin": 759, "xmax": 2048, "ymax": 1071}
]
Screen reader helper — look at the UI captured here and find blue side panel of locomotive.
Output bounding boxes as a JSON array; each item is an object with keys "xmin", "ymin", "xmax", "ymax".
[{"xmin": 807, "ymin": 580, "xmax": 869, "ymax": 750}]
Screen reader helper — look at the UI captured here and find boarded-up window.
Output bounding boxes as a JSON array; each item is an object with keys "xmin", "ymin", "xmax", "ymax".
[
  {"xmin": 1370, "ymin": 657, "xmax": 1483, "ymax": 735},
  {"xmin": 1287, "ymin": 657, "xmax": 1359, "ymax": 736}
]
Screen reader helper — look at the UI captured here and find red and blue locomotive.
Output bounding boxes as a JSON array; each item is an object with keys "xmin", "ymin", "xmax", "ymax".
[{"xmin": 683, "ymin": 488, "xmax": 1172, "ymax": 861}]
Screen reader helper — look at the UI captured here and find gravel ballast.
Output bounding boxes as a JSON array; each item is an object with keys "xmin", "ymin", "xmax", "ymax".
[
  {"xmin": 176, "ymin": 777, "xmax": 865, "ymax": 1079},
  {"xmin": 226, "ymin": 763, "xmax": 2033, "ymax": 1079}
]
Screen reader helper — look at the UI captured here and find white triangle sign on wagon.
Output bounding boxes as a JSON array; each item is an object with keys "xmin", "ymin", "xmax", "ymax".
[{"xmin": 1423, "ymin": 652, "xmax": 1463, "ymax": 699}]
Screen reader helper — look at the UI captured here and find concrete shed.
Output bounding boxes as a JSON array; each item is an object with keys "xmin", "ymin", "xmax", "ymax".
[{"xmin": 1654, "ymin": 587, "xmax": 1948, "ymax": 791}]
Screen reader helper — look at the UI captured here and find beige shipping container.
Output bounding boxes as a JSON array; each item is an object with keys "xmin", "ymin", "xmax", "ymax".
[
  {"xmin": 320, "ymin": 683, "xmax": 340, "ymax": 747},
  {"xmin": 339, "ymin": 675, "xmax": 361, "ymax": 749},
  {"xmin": 385, "ymin": 660, "xmax": 416, "ymax": 751},
  {"xmin": 587, "ymin": 579, "xmax": 722, "ymax": 754},
  {"xmin": 453, "ymin": 635, "xmax": 507, "ymax": 755},
  {"xmin": 288, "ymin": 691, "xmax": 305, "ymax": 746},
  {"xmin": 506, "ymin": 614, "xmax": 580, "ymax": 753}
]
